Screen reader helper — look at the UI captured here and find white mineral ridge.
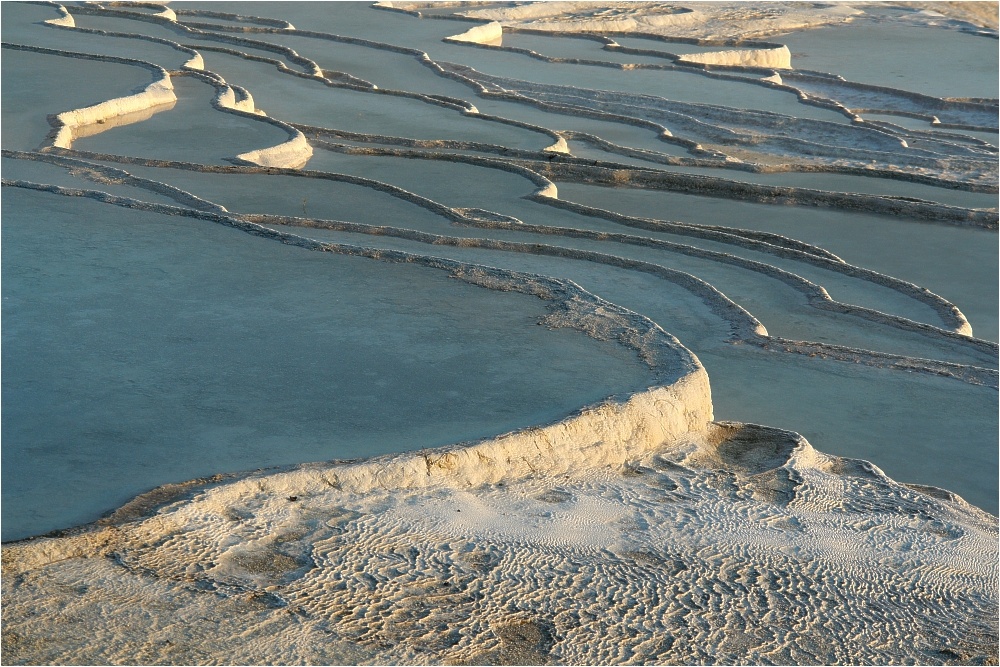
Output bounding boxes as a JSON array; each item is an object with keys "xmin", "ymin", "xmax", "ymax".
[
  {"xmin": 542, "ymin": 135, "xmax": 571, "ymax": 154},
  {"xmin": 445, "ymin": 21, "xmax": 504, "ymax": 46},
  {"xmin": 155, "ymin": 5, "xmax": 176, "ymax": 22},
  {"xmin": 679, "ymin": 45, "xmax": 793, "ymax": 70},
  {"xmin": 42, "ymin": 5, "xmax": 75, "ymax": 27},
  {"xmin": 52, "ymin": 73, "xmax": 176, "ymax": 149},
  {"xmin": 183, "ymin": 52, "xmax": 205, "ymax": 70},
  {"xmin": 233, "ymin": 131, "xmax": 313, "ymax": 169},
  {"xmin": 214, "ymin": 83, "xmax": 259, "ymax": 115}
]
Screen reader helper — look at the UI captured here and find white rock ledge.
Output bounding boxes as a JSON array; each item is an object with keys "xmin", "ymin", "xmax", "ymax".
[
  {"xmin": 233, "ymin": 131, "xmax": 313, "ymax": 169},
  {"xmin": 445, "ymin": 21, "xmax": 504, "ymax": 46},
  {"xmin": 52, "ymin": 74, "xmax": 176, "ymax": 149},
  {"xmin": 679, "ymin": 45, "xmax": 792, "ymax": 69}
]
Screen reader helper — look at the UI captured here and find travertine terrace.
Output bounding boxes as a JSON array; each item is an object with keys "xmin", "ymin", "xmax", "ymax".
[{"xmin": 2, "ymin": 1, "xmax": 997, "ymax": 664}]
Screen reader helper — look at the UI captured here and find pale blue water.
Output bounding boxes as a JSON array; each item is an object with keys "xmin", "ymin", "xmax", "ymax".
[{"xmin": 2, "ymin": 1, "xmax": 996, "ymax": 541}]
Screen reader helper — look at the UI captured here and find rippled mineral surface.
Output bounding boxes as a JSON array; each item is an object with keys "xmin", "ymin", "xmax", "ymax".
[{"xmin": 1, "ymin": 1, "xmax": 997, "ymax": 665}]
